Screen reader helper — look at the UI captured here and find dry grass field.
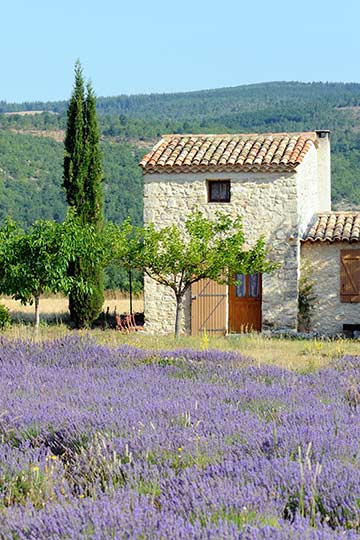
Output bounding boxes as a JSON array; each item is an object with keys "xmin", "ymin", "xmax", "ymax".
[
  {"xmin": 90, "ymin": 331, "xmax": 360, "ymax": 371},
  {"xmin": 0, "ymin": 292, "xmax": 143, "ymax": 324},
  {"xmin": 1, "ymin": 326, "xmax": 359, "ymax": 371},
  {"xmin": 0, "ymin": 305, "xmax": 360, "ymax": 371},
  {"xmin": 1, "ymin": 292, "xmax": 360, "ymax": 371}
]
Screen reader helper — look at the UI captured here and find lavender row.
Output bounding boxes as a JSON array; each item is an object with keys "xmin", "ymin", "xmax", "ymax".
[{"xmin": 0, "ymin": 336, "xmax": 359, "ymax": 538}]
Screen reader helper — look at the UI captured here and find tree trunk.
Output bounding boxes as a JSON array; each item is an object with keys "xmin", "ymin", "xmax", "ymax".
[
  {"xmin": 174, "ymin": 295, "xmax": 182, "ymax": 339},
  {"xmin": 34, "ymin": 294, "xmax": 40, "ymax": 338},
  {"xmin": 129, "ymin": 270, "xmax": 133, "ymax": 315}
]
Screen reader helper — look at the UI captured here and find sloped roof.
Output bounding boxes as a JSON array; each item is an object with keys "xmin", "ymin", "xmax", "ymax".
[
  {"xmin": 139, "ymin": 132, "xmax": 317, "ymax": 174},
  {"xmin": 303, "ymin": 213, "xmax": 360, "ymax": 243}
]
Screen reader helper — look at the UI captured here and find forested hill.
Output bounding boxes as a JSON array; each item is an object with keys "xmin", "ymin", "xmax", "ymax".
[
  {"xmin": 3, "ymin": 81, "xmax": 360, "ymax": 119},
  {"xmin": 1, "ymin": 81, "xmax": 360, "ymax": 232}
]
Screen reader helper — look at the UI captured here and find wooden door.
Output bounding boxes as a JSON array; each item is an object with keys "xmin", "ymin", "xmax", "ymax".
[
  {"xmin": 191, "ymin": 279, "xmax": 227, "ymax": 336},
  {"xmin": 228, "ymin": 274, "xmax": 262, "ymax": 333}
]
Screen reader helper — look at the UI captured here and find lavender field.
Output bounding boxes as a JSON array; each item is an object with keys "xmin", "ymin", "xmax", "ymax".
[{"xmin": 0, "ymin": 337, "xmax": 359, "ymax": 539}]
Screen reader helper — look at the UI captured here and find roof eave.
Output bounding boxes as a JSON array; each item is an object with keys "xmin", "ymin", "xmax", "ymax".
[
  {"xmin": 302, "ymin": 238, "xmax": 360, "ymax": 244},
  {"xmin": 140, "ymin": 164, "xmax": 299, "ymax": 174}
]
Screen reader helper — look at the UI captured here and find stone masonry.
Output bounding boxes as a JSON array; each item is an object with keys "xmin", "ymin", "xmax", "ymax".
[{"xmin": 301, "ymin": 239, "xmax": 360, "ymax": 335}]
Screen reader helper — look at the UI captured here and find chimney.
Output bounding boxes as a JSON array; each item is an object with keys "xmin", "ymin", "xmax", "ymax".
[{"xmin": 315, "ymin": 130, "xmax": 331, "ymax": 212}]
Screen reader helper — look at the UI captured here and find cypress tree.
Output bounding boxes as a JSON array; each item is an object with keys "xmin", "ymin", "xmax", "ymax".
[{"xmin": 63, "ymin": 61, "xmax": 104, "ymax": 327}]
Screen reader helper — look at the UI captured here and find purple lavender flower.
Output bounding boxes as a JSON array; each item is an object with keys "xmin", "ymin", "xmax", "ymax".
[{"xmin": 0, "ymin": 337, "xmax": 359, "ymax": 538}]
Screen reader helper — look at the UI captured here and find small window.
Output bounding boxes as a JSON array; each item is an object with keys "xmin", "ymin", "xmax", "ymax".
[
  {"xmin": 235, "ymin": 274, "xmax": 246, "ymax": 297},
  {"xmin": 234, "ymin": 274, "xmax": 261, "ymax": 299},
  {"xmin": 208, "ymin": 180, "xmax": 230, "ymax": 203},
  {"xmin": 249, "ymin": 274, "xmax": 260, "ymax": 297}
]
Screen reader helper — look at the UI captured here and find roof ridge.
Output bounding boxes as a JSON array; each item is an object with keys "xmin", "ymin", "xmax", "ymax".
[
  {"xmin": 161, "ymin": 131, "xmax": 317, "ymax": 139},
  {"xmin": 317, "ymin": 211, "xmax": 360, "ymax": 215}
]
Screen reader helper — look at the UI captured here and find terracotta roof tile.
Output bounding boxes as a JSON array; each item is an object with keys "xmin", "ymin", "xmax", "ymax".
[
  {"xmin": 303, "ymin": 213, "xmax": 360, "ymax": 243},
  {"xmin": 139, "ymin": 132, "xmax": 318, "ymax": 174}
]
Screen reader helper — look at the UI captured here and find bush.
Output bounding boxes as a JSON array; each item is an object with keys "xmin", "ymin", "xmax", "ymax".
[
  {"xmin": 0, "ymin": 305, "xmax": 11, "ymax": 329},
  {"xmin": 298, "ymin": 260, "xmax": 317, "ymax": 332}
]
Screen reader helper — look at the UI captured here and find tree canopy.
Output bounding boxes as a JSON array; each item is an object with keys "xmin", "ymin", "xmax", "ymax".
[
  {"xmin": 0, "ymin": 214, "xmax": 113, "ymax": 333},
  {"xmin": 113, "ymin": 211, "xmax": 277, "ymax": 337},
  {"xmin": 0, "ymin": 217, "xmax": 77, "ymax": 332}
]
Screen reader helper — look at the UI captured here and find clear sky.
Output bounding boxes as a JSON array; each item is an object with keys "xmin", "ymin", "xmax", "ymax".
[{"xmin": 2, "ymin": 0, "xmax": 359, "ymax": 103}]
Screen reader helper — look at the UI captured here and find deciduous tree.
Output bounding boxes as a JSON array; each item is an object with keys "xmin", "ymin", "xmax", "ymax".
[
  {"xmin": 114, "ymin": 211, "xmax": 277, "ymax": 338},
  {"xmin": 0, "ymin": 215, "xmax": 111, "ymax": 335}
]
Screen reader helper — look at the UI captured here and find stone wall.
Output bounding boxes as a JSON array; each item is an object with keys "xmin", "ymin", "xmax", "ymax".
[
  {"xmin": 301, "ymin": 242, "xmax": 360, "ymax": 334},
  {"xmin": 143, "ymin": 162, "xmax": 315, "ymax": 334},
  {"xmin": 297, "ymin": 145, "xmax": 320, "ymax": 236}
]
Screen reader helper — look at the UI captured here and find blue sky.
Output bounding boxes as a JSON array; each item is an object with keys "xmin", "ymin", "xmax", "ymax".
[{"xmin": 2, "ymin": 0, "xmax": 359, "ymax": 102}]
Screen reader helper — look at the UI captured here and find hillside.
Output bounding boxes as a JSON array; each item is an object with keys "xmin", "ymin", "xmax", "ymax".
[
  {"xmin": 0, "ymin": 130, "xmax": 144, "ymax": 227},
  {"xmin": 1, "ymin": 81, "xmax": 360, "ymax": 233}
]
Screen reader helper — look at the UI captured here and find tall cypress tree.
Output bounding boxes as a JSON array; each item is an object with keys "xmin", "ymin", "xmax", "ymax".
[{"xmin": 63, "ymin": 61, "xmax": 104, "ymax": 327}]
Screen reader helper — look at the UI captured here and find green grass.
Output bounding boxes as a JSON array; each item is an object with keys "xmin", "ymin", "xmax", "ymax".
[{"xmin": 0, "ymin": 322, "xmax": 359, "ymax": 371}]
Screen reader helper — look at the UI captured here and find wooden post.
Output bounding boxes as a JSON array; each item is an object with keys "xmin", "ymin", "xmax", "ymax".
[{"xmin": 34, "ymin": 293, "xmax": 40, "ymax": 339}]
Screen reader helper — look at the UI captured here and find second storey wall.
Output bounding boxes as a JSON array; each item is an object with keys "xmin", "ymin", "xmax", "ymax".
[{"xmin": 297, "ymin": 145, "xmax": 322, "ymax": 236}]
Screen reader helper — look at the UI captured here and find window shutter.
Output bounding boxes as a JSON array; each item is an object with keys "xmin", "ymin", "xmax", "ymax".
[{"xmin": 340, "ymin": 250, "xmax": 360, "ymax": 303}]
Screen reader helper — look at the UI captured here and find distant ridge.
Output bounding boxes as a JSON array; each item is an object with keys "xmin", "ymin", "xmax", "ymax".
[{"xmin": 2, "ymin": 81, "xmax": 360, "ymax": 116}]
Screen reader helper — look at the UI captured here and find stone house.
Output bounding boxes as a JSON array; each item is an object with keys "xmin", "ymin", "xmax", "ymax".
[
  {"xmin": 139, "ymin": 131, "xmax": 360, "ymax": 335},
  {"xmin": 302, "ymin": 213, "xmax": 360, "ymax": 335}
]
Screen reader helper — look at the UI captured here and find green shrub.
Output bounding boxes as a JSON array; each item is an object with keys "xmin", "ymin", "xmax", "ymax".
[
  {"xmin": 298, "ymin": 261, "xmax": 317, "ymax": 332},
  {"xmin": 0, "ymin": 305, "xmax": 11, "ymax": 329}
]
